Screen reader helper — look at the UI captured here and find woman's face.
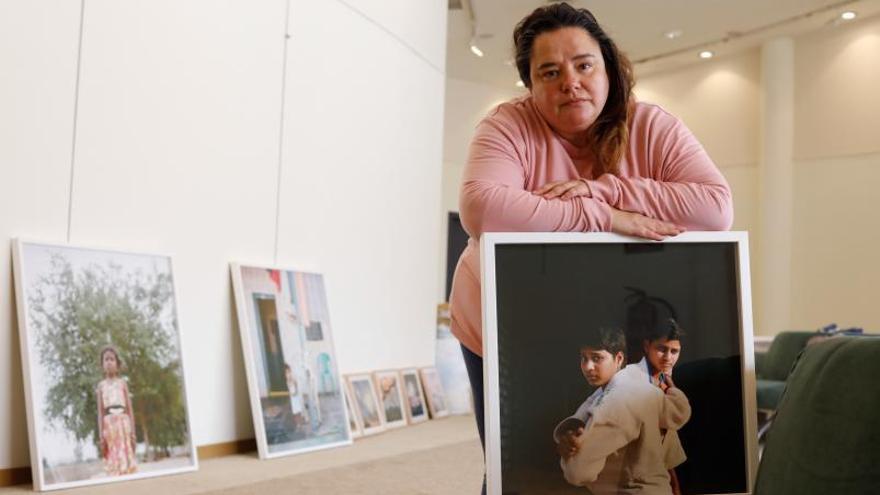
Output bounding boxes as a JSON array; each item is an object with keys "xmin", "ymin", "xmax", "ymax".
[
  {"xmin": 102, "ymin": 351, "xmax": 119, "ymax": 374},
  {"xmin": 528, "ymin": 27, "xmax": 609, "ymax": 145},
  {"xmin": 643, "ymin": 338, "xmax": 682, "ymax": 375}
]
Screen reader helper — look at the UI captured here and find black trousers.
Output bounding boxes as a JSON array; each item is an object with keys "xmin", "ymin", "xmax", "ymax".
[{"xmin": 461, "ymin": 344, "xmax": 487, "ymax": 495}]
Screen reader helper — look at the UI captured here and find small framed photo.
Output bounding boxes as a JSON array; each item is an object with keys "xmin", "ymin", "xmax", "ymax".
[
  {"xmin": 346, "ymin": 374, "xmax": 385, "ymax": 436},
  {"xmin": 342, "ymin": 384, "xmax": 363, "ymax": 439},
  {"xmin": 481, "ymin": 232, "xmax": 758, "ymax": 495},
  {"xmin": 12, "ymin": 240, "xmax": 197, "ymax": 491},
  {"xmin": 398, "ymin": 368, "xmax": 429, "ymax": 424},
  {"xmin": 230, "ymin": 264, "xmax": 351, "ymax": 459},
  {"xmin": 372, "ymin": 370, "xmax": 407, "ymax": 429},
  {"xmin": 419, "ymin": 367, "xmax": 450, "ymax": 419}
]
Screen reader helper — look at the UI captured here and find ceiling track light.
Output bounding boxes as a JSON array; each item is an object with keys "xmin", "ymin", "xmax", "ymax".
[
  {"xmin": 699, "ymin": 50, "xmax": 714, "ymax": 59},
  {"xmin": 469, "ymin": 40, "xmax": 484, "ymax": 57},
  {"xmin": 840, "ymin": 11, "xmax": 857, "ymax": 20}
]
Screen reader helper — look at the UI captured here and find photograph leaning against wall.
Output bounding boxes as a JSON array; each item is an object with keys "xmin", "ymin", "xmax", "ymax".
[
  {"xmin": 12, "ymin": 239, "xmax": 198, "ymax": 491},
  {"xmin": 230, "ymin": 264, "xmax": 351, "ymax": 459}
]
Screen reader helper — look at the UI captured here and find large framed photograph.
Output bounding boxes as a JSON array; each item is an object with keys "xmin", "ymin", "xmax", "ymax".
[
  {"xmin": 12, "ymin": 240, "xmax": 197, "ymax": 491},
  {"xmin": 435, "ymin": 303, "xmax": 473, "ymax": 415},
  {"xmin": 230, "ymin": 264, "xmax": 351, "ymax": 459},
  {"xmin": 481, "ymin": 232, "xmax": 758, "ymax": 495}
]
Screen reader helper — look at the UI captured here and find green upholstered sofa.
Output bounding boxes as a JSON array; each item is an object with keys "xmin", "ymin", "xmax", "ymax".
[
  {"xmin": 755, "ymin": 331, "xmax": 818, "ymax": 411},
  {"xmin": 754, "ymin": 336, "xmax": 880, "ymax": 494}
]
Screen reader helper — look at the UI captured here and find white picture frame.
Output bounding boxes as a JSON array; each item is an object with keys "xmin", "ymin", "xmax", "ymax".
[
  {"xmin": 372, "ymin": 370, "xmax": 408, "ymax": 429},
  {"xmin": 230, "ymin": 263, "xmax": 352, "ymax": 459},
  {"xmin": 342, "ymin": 384, "xmax": 363, "ymax": 439},
  {"xmin": 12, "ymin": 239, "xmax": 198, "ymax": 491},
  {"xmin": 481, "ymin": 232, "xmax": 758, "ymax": 495},
  {"xmin": 398, "ymin": 368, "xmax": 429, "ymax": 425}
]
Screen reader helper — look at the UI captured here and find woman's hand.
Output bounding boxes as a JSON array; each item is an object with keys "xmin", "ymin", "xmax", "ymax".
[
  {"xmin": 610, "ymin": 208, "xmax": 684, "ymax": 241},
  {"xmin": 533, "ymin": 179, "xmax": 590, "ymax": 200}
]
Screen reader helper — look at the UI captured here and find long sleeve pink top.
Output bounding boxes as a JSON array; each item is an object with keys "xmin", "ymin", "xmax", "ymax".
[{"xmin": 449, "ymin": 96, "xmax": 733, "ymax": 356}]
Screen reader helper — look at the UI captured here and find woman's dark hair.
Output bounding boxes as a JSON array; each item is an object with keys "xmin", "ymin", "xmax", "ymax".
[
  {"xmin": 99, "ymin": 345, "xmax": 123, "ymax": 370},
  {"xmin": 513, "ymin": 2, "xmax": 634, "ymax": 174}
]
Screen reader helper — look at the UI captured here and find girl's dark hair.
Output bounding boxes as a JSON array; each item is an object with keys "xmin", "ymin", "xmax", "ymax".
[
  {"xmin": 513, "ymin": 2, "xmax": 634, "ymax": 174},
  {"xmin": 99, "ymin": 345, "xmax": 122, "ymax": 369}
]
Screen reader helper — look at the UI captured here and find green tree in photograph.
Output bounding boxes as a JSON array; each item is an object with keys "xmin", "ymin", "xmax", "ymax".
[{"xmin": 28, "ymin": 253, "xmax": 188, "ymax": 460}]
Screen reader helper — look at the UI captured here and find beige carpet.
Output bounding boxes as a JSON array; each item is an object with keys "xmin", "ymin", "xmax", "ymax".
[
  {"xmin": 211, "ymin": 441, "xmax": 483, "ymax": 495},
  {"xmin": 0, "ymin": 416, "xmax": 485, "ymax": 495}
]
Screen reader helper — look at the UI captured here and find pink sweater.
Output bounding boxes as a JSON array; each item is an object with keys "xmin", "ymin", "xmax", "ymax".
[{"xmin": 449, "ymin": 97, "xmax": 733, "ymax": 356}]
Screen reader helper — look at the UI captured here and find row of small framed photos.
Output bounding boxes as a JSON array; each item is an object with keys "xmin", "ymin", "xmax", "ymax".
[{"xmin": 343, "ymin": 367, "xmax": 451, "ymax": 439}]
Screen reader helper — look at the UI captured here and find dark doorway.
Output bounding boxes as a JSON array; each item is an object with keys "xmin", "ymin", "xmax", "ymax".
[{"xmin": 445, "ymin": 212, "xmax": 469, "ymax": 301}]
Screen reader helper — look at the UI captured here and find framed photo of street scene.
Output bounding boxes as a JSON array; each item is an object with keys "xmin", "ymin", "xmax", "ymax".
[
  {"xmin": 480, "ymin": 232, "xmax": 758, "ymax": 495},
  {"xmin": 12, "ymin": 240, "xmax": 197, "ymax": 491},
  {"xmin": 230, "ymin": 264, "xmax": 351, "ymax": 459}
]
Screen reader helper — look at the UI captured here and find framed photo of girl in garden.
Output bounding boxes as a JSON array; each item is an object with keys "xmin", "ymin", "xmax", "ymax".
[
  {"xmin": 12, "ymin": 240, "xmax": 197, "ymax": 491},
  {"xmin": 230, "ymin": 264, "xmax": 351, "ymax": 459},
  {"xmin": 480, "ymin": 232, "xmax": 758, "ymax": 495}
]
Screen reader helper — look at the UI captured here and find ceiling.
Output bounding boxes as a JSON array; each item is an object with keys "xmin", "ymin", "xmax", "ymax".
[{"xmin": 446, "ymin": 0, "xmax": 880, "ymax": 89}]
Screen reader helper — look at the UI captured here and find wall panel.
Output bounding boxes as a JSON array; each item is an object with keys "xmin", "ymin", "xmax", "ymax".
[
  {"xmin": 0, "ymin": 0, "xmax": 82, "ymax": 469},
  {"xmin": 280, "ymin": 0, "xmax": 445, "ymax": 373}
]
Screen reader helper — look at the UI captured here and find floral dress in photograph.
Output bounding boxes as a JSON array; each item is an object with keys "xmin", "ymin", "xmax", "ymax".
[{"xmin": 97, "ymin": 378, "xmax": 137, "ymax": 475}]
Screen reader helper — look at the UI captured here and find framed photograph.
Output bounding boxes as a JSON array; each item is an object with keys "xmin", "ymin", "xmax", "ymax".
[
  {"xmin": 481, "ymin": 232, "xmax": 758, "ymax": 495},
  {"xmin": 435, "ymin": 303, "xmax": 473, "ymax": 415},
  {"xmin": 398, "ymin": 368, "xmax": 429, "ymax": 424},
  {"xmin": 419, "ymin": 367, "xmax": 450, "ymax": 419},
  {"xmin": 342, "ymin": 384, "xmax": 363, "ymax": 439},
  {"xmin": 230, "ymin": 264, "xmax": 351, "ymax": 459},
  {"xmin": 346, "ymin": 374, "xmax": 385, "ymax": 436},
  {"xmin": 12, "ymin": 240, "xmax": 197, "ymax": 491},
  {"xmin": 372, "ymin": 370, "xmax": 407, "ymax": 429}
]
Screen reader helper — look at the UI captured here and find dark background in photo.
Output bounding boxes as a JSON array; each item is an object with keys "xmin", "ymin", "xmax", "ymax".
[{"xmin": 493, "ymin": 242, "xmax": 747, "ymax": 495}]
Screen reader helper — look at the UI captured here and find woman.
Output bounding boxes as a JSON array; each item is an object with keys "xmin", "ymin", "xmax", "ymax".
[{"xmin": 449, "ymin": 3, "xmax": 732, "ymax": 490}]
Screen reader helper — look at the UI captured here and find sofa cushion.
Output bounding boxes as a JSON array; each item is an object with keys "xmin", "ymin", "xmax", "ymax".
[{"xmin": 755, "ymin": 336, "xmax": 880, "ymax": 495}]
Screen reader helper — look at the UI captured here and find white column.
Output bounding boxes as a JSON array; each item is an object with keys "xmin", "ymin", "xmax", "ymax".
[{"xmin": 756, "ymin": 38, "xmax": 794, "ymax": 336}]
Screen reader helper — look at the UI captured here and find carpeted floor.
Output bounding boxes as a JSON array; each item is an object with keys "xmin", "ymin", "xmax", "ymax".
[
  {"xmin": 0, "ymin": 415, "xmax": 485, "ymax": 495},
  {"xmin": 211, "ymin": 441, "xmax": 483, "ymax": 495}
]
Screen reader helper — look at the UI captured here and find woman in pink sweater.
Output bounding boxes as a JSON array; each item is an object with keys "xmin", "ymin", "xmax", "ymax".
[{"xmin": 450, "ymin": 3, "xmax": 732, "ymax": 491}]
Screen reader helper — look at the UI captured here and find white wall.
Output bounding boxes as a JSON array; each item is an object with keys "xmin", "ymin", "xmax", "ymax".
[
  {"xmin": 789, "ymin": 14, "xmax": 880, "ymax": 332},
  {"xmin": 0, "ymin": 0, "xmax": 446, "ymax": 470}
]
